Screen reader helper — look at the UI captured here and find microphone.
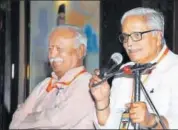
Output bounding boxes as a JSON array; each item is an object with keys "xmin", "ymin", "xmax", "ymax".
[
  {"xmin": 99, "ymin": 53, "xmax": 123, "ymax": 78},
  {"xmin": 107, "ymin": 62, "xmax": 156, "ymax": 78},
  {"xmin": 93, "ymin": 62, "xmax": 156, "ymax": 87},
  {"xmin": 115, "ymin": 62, "xmax": 157, "ymax": 75}
]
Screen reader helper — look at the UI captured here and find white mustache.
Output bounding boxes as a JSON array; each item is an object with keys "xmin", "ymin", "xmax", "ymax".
[{"xmin": 49, "ymin": 57, "xmax": 64, "ymax": 63}]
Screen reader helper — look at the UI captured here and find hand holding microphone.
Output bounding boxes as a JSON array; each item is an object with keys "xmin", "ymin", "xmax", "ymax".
[
  {"xmin": 89, "ymin": 52, "xmax": 156, "ymax": 102},
  {"xmin": 93, "ymin": 62, "xmax": 156, "ymax": 88},
  {"xmin": 89, "ymin": 69, "xmax": 110, "ymax": 103},
  {"xmin": 89, "ymin": 53, "xmax": 123, "ymax": 104}
]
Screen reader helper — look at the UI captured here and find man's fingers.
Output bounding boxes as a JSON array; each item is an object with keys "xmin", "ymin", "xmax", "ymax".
[{"xmin": 94, "ymin": 69, "xmax": 100, "ymax": 76}]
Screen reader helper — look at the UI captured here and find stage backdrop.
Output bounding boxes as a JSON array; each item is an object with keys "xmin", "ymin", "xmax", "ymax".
[{"xmin": 30, "ymin": 1, "xmax": 100, "ymax": 91}]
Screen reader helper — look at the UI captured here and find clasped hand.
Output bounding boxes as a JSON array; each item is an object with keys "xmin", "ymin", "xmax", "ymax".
[{"xmin": 126, "ymin": 102, "xmax": 154, "ymax": 127}]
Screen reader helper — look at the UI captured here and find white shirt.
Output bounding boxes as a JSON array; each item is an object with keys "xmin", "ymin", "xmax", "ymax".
[{"xmin": 94, "ymin": 45, "xmax": 178, "ymax": 129}]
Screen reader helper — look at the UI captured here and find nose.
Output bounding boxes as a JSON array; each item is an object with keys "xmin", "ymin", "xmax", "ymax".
[
  {"xmin": 125, "ymin": 37, "xmax": 134, "ymax": 48},
  {"xmin": 49, "ymin": 47, "xmax": 58, "ymax": 58}
]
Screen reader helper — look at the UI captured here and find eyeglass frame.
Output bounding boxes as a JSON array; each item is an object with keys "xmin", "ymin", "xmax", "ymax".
[{"xmin": 118, "ymin": 29, "xmax": 161, "ymax": 43}]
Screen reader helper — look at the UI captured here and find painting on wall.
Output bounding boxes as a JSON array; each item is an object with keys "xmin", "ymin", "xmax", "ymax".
[{"xmin": 54, "ymin": 1, "xmax": 100, "ymax": 72}]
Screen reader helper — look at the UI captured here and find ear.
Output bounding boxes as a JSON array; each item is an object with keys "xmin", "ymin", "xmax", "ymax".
[
  {"xmin": 156, "ymin": 31, "xmax": 163, "ymax": 46},
  {"xmin": 76, "ymin": 44, "xmax": 86, "ymax": 59}
]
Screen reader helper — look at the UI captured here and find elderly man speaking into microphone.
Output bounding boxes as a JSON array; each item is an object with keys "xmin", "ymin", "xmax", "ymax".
[
  {"xmin": 9, "ymin": 25, "xmax": 95, "ymax": 129},
  {"xmin": 90, "ymin": 7, "xmax": 178, "ymax": 129}
]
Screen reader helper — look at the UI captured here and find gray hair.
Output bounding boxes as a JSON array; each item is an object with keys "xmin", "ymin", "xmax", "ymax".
[
  {"xmin": 121, "ymin": 7, "xmax": 165, "ymax": 36},
  {"xmin": 48, "ymin": 24, "xmax": 87, "ymax": 56}
]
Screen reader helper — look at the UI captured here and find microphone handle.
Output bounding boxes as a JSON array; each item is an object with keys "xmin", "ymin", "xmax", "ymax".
[
  {"xmin": 92, "ymin": 78, "xmax": 108, "ymax": 88},
  {"xmin": 99, "ymin": 68, "xmax": 107, "ymax": 78},
  {"xmin": 106, "ymin": 63, "xmax": 118, "ymax": 75},
  {"xmin": 92, "ymin": 70, "xmax": 123, "ymax": 88},
  {"xmin": 92, "ymin": 63, "xmax": 157, "ymax": 88}
]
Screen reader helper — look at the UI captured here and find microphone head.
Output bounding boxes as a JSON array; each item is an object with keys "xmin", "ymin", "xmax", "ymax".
[
  {"xmin": 111, "ymin": 53, "xmax": 123, "ymax": 65},
  {"xmin": 99, "ymin": 53, "xmax": 123, "ymax": 78}
]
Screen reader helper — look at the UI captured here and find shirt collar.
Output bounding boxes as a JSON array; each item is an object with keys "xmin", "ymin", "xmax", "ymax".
[{"xmin": 150, "ymin": 44, "xmax": 167, "ymax": 64}]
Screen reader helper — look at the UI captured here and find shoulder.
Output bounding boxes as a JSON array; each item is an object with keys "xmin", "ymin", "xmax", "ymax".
[
  {"xmin": 71, "ymin": 71, "xmax": 91, "ymax": 86},
  {"xmin": 157, "ymin": 51, "xmax": 178, "ymax": 89},
  {"xmin": 160, "ymin": 51, "xmax": 178, "ymax": 73},
  {"xmin": 162, "ymin": 64, "xmax": 178, "ymax": 82},
  {"xmin": 70, "ymin": 71, "xmax": 94, "ymax": 104},
  {"xmin": 164, "ymin": 50, "xmax": 178, "ymax": 66},
  {"xmin": 77, "ymin": 71, "xmax": 92, "ymax": 83},
  {"xmin": 30, "ymin": 77, "xmax": 51, "ymax": 96},
  {"xmin": 160, "ymin": 65, "xmax": 178, "ymax": 94},
  {"xmin": 71, "ymin": 71, "xmax": 92, "ymax": 94}
]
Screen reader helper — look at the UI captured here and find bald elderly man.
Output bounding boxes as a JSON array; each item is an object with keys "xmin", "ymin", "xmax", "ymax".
[{"xmin": 9, "ymin": 25, "xmax": 95, "ymax": 129}]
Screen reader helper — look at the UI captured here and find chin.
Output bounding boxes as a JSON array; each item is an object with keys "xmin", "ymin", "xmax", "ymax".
[
  {"xmin": 129, "ymin": 55, "xmax": 138, "ymax": 62},
  {"xmin": 133, "ymin": 59, "xmax": 148, "ymax": 64},
  {"xmin": 54, "ymin": 70, "xmax": 63, "ymax": 77},
  {"xmin": 52, "ymin": 67, "xmax": 61, "ymax": 73},
  {"xmin": 130, "ymin": 57, "xmax": 143, "ymax": 63}
]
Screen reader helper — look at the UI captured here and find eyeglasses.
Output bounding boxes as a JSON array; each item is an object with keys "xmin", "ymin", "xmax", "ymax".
[{"xmin": 118, "ymin": 29, "xmax": 161, "ymax": 43}]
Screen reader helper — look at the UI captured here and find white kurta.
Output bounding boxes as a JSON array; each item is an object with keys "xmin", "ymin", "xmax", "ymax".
[{"xmin": 95, "ymin": 45, "xmax": 178, "ymax": 129}]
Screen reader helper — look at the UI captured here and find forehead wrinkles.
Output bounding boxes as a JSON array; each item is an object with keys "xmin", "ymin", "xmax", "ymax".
[
  {"xmin": 49, "ymin": 28, "xmax": 76, "ymax": 44},
  {"xmin": 122, "ymin": 15, "xmax": 148, "ymax": 33}
]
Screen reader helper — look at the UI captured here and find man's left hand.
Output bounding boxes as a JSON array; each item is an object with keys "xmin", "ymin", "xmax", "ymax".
[{"xmin": 126, "ymin": 102, "xmax": 154, "ymax": 127}]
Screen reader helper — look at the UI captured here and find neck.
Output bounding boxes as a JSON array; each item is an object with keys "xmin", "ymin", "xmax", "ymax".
[{"xmin": 56, "ymin": 63, "xmax": 83, "ymax": 79}]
